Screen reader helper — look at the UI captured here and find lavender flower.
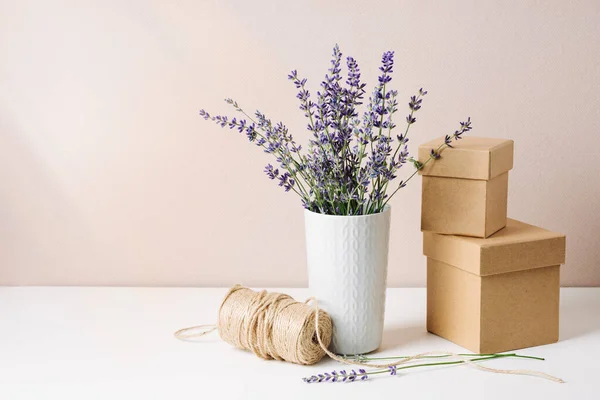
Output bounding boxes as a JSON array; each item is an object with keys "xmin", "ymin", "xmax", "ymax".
[
  {"xmin": 303, "ymin": 369, "xmax": 369, "ymax": 383},
  {"xmin": 199, "ymin": 45, "xmax": 472, "ymax": 215},
  {"xmin": 264, "ymin": 164, "xmax": 278, "ymax": 180},
  {"xmin": 278, "ymin": 172, "xmax": 295, "ymax": 192},
  {"xmin": 359, "ymin": 369, "xmax": 368, "ymax": 380}
]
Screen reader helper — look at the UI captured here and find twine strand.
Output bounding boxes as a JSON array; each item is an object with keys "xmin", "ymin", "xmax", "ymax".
[
  {"xmin": 175, "ymin": 286, "xmax": 564, "ymax": 382},
  {"xmin": 456, "ymin": 356, "xmax": 565, "ymax": 383},
  {"xmin": 174, "ymin": 325, "xmax": 218, "ymax": 342},
  {"xmin": 311, "ymin": 297, "xmax": 564, "ymax": 383}
]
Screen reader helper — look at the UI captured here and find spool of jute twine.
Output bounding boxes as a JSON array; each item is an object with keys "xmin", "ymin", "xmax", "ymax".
[
  {"xmin": 175, "ymin": 285, "xmax": 564, "ymax": 382},
  {"xmin": 175, "ymin": 285, "xmax": 332, "ymax": 365}
]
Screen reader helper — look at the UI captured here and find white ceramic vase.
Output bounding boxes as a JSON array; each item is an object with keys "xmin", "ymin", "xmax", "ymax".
[{"xmin": 304, "ymin": 206, "xmax": 391, "ymax": 355}]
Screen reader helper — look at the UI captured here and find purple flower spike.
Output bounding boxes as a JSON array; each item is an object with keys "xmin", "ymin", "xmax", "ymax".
[
  {"xmin": 348, "ymin": 370, "xmax": 357, "ymax": 382},
  {"xmin": 380, "ymin": 51, "xmax": 395, "ymax": 73},
  {"xmin": 199, "ymin": 109, "xmax": 210, "ymax": 120},
  {"xmin": 278, "ymin": 172, "xmax": 290, "ymax": 187},
  {"xmin": 359, "ymin": 368, "xmax": 368, "ymax": 380},
  {"xmin": 305, "ymin": 375, "xmax": 318, "ymax": 383},
  {"xmin": 340, "ymin": 370, "xmax": 348, "ymax": 382},
  {"xmin": 409, "ymin": 95, "xmax": 423, "ymax": 111},
  {"xmin": 388, "ymin": 365, "xmax": 397, "ymax": 376},
  {"xmin": 264, "ymin": 164, "xmax": 279, "ymax": 179}
]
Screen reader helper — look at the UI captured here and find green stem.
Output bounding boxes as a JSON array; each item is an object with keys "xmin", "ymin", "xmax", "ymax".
[
  {"xmin": 366, "ymin": 83, "xmax": 388, "ymax": 214},
  {"xmin": 511, "ymin": 354, "xmax": 545, "ymax": 361},
  {"xmin": 376, "ymin": 92, "xmax": 422, "ymax": 211},
  {"xmin": 356, "ymin": 353, "xmax": 494, "ymax": 361},
  {"xmin": 367, "ymin": 353, "xmax": 536, "ymax": 377},
  {"xmin": 354, "ymin": 352, "xmax": 544, "ymax": 362},
  {"xmin": 395, "ymin": 354, "xmax": 511, "ymax": 370},
  {"xmin": 382, "ymin": 140, "xmax": 448, "ymax": 208},
  {"xmin": 295, "ymin": 89, "xmax": 338, "ymax": 212},
  {"xmin": 390, "ymin": 93, "xmax": 421, "ymax": 162}
]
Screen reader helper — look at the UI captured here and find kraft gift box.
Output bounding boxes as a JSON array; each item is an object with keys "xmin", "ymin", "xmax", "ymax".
[
  {"xmin": 419, "ymin": 136, "xmax": 514, "ymax": 238},
  {"xmin": 424, "ymin": 219, "xmax": 566, "ymax": 354}
]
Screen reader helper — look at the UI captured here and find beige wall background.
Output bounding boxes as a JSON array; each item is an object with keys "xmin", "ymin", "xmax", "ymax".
[{"xmin": 1, "ymin": 0, "xmax": 599, "ymax": 287}]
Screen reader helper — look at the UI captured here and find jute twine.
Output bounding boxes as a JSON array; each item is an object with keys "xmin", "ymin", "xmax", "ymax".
[
  {"xmin": 175, "ymin": 285, "xmax": 332, "ymax": 365},
  {"xmin": 310, "ymin": 299, "xmax": 564, "ymax": 383},
  {"xmin": 175, "ymin": 285, "xmax": 564, "ymax": 382}
]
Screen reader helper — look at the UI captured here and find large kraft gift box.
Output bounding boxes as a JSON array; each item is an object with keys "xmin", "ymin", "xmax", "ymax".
[
  {"xmin": 424, "ymin": 219, "xmax": 566, "ymax": 354},
  {"xmin": 419, "ymin": 137, "xmax": 514, "ymax": 238}
]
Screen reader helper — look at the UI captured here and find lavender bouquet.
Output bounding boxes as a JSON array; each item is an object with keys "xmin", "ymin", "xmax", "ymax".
[{"xmin": 200, "ymin": 45, "xmax": 471, "ymax": 215}]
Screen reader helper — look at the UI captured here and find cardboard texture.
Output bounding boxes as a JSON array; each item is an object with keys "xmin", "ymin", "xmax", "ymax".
[
  {"xmin": 418, "ymin": 136, "xmax": 514, "ymax": 180},
  {"xmin": 419, "ymin": 137, "xmax": 514, "ymax": 238},
  {"xmin": 421, "ymin": 173, "xmax": 508, "ymax": 237},
  {"xmin": 424, "ymin": 219, "xmax": 566, "ymax": 354}
]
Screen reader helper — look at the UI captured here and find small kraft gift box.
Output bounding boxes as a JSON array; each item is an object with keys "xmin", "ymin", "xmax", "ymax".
[
  {"xmin": 419, "ymin": 136, "xmax": 514, "ymax": 238},
  {"xmin": 424, "ymin": 219, "xmax": 566, "ymax": 353}
]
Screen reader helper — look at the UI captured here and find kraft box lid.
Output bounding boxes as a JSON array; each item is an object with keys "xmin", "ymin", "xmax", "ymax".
[
  {"xmin": 418, "ymin": 136, "xmax": 514, "ymax": 180},
  {"xmin": 423, "ymin": 218, "xmax": 566, "ymax": 276}
]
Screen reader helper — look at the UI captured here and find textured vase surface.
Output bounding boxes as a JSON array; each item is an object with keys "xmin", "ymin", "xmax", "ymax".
[{"xmin": 304, "ymin": 206, "xmax": 391, "ymax": 355}]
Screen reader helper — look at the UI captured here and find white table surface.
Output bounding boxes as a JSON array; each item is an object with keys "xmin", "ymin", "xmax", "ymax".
[{"xmin": 1, "ymin": 287, "xmax": 598, "ymax": 399}]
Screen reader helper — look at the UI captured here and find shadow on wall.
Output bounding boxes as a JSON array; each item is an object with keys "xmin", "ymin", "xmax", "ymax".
[
  {"xmin": 559, "ymin": 289, "xmax": 600, "ymax": 341},
  {"xmin": 563, "ymin": 185, "xmax": 600, "ymax": 286},
  {"xmin": 0, "ymin": 112, "xmax": 98, "ymax": 284}
]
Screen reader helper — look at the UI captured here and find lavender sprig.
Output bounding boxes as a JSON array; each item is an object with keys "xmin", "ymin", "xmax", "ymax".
[
  {"xmin": 303, "ymin": 369, "xmax": 368, "ymax": 383},
  {"xmin": 382, "ymin": 117, "xmax": 472, "ymax": 208},
  {"xmin": 302, "ymin": 353, "xmax": 545, "ymax": 383},
  {"xmin": 199, "ymin": 45, "xmax": 472, "ymax": 216}
]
